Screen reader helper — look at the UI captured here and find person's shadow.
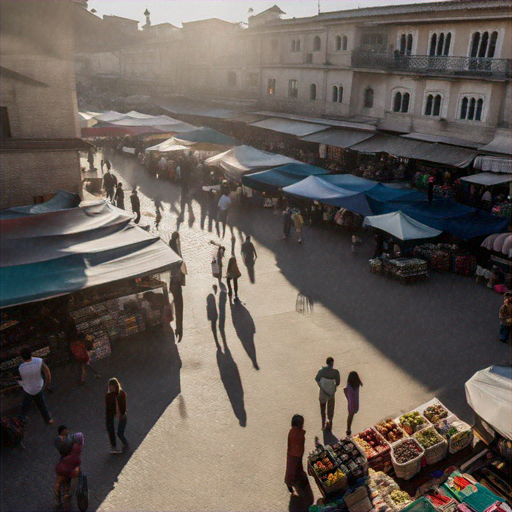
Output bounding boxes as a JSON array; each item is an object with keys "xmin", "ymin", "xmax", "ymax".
[
  {"xmin": 289, "ymin": 484, "xmax": 314, "ymax": 512},
  {"xmin": 230, "ymin": 300, "xmax": 259, "ymax": 370},
  {"xmin": 245, "ymin": 261, "xmax": 256, "ymax": 284},
  {"xmin": 218, "ymin": 287, "xmax": 227, "ymax": 346},
  {"xmin": 216, "ymin": 343, "xmax": 247, "ymax": 427}
]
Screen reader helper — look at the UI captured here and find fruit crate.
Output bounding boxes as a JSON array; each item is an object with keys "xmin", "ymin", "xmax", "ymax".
[
  {"xmin": 374, "ymin": 418, "xmax": 409, "ymax": 447},
  {"xmin": 434, "ymin": 415, "xmax": 473, "ymax": 454},
  {"xmin": 354, "ymin": 428, "xmax": 392, "ymax": 472},
  {"xmin": 391, "ymin": 438, "xmax": 424, "ymax": 480},
  {"xmin": 414, "ymin": 427, "xmax": 448, "ymax": 465},
  {"xmin": 416, "ymin": 398, "xmax": 452, "ymax": 425},
  {"xmin": 307, "ymin": 450, "xmax": 347, "ymax": 497},
  {"xmin": 327, "ymin": 440, "xmax": 369, "ymax": 478},
  {"xmin": 396, "ymin": 410, "xmax": 431, "ymax": 436}
]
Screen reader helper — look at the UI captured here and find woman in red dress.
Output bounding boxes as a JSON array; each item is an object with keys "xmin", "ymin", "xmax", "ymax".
[{"xmin": 284, "ymin": 414, "xmax": 309, "ymax": 494}]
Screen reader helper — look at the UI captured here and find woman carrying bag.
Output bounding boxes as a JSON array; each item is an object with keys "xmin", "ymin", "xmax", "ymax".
[
  {"xmin": 226, "ymin": 255, "xmax": 242, "ymax": 301},
  {"xmin": 210, "ymin": 242, "xmax": 225, "ymax": 282}
]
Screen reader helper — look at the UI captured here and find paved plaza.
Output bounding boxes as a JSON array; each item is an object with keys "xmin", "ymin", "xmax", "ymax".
[{"xmin": 1, "ymin": 152, "xmax": 509, "ymax": 512}]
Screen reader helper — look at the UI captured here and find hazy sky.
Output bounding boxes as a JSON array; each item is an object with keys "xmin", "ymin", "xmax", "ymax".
[{"xmin": 88, "ymin": 0, "xmax": 439, "ymax": 27}]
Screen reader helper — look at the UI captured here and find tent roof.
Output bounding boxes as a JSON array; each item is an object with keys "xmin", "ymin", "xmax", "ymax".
[
  {"xmin": 350, "ymin": 134, "xmax": 477, "ymax": 168},
  {"xmin": 461, "ymin": 172, "xmax": 512, "ymax": 186},
  {"xmin": 321, "ymin": 174, "xmax": 377, "ymax": 192},
  {"xmin": 0, "ymin": 191, "xmax": 81, "ymax": 219},
  {"xmin": 465, "ymin": 365, "xmax": 512, "ymax": 440},
  {"xmin": 250, "ymin": 118, "xmax": 330, "ymax": 137},
  {"xmin": 205, "ymin": 145, "xmax": 299, "ymax": 180},
  {"xmin": 479, "ymin": 130, "xmax": 512, "ymax": 156},
  {"xmin": 0, "ymin": 202, "xmax": 181, "ymax": 308},
  {"xmin": 401, "ymin": 132, "xmax": 480, "ymax": 149},
  {"xmin": 301, "ymin": 128, "xmax": 375, "ymax": 148},
  {"xmin": 174, "ymin": 126, "xmax": 237, "ymax": 146},
  {"xmin": 363, "ymin": 211, "xmax": 442, "ymax": 241},
  {"xmin": 474, "ymin": 156, "xmax": 512, "ymax": 174}
]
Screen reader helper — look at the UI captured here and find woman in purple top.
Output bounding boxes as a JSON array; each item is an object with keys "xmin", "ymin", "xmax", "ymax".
[{"xmin": 343, "ymin": 371, "xmax": 363, "ymax": 437}]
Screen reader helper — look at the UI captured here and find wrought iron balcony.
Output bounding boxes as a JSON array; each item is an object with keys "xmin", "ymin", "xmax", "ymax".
[{"xmin": 352, "ymin": 49, "xmax": 511, "ymax": 79}]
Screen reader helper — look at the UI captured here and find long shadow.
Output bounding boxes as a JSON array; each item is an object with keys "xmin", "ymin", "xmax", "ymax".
[
  {"xmin": 206, "ymin": 290, "xmax": 219, "ymax": 348},
  {"xmin": 230, "ymin": 300, "xmax": 259, "ymax": 370},
  {"xmin": 0, "ymin": 326, "xmax": 181, "ymax": 512},
  {"xmin": 218, "ymin": 289, "xmax": 227, "ymax": 346},
  {"xmin": 216, "ymin": 344, "xmax": 247, "ymax": 427},
  {"xmin": 289, "ymin": 483, "xmax": 314, "ymax": 512}
]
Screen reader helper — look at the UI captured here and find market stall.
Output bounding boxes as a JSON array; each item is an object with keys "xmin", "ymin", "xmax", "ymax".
[{"xmin": 308, "ymin": 396, "xmax": 510, "ymax": 512}]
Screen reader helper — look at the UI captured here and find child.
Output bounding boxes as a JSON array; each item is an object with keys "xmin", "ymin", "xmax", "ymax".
[{"xmin": 344, "ymin": 371, "xmax": 363, "ymax": 436}]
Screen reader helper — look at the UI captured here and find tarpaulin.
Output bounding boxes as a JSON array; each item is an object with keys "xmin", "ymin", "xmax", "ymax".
[
  {"xmin": 461, "ymin": 172, "xmax": 512, "ymax": 186},
  {"xmin": 174, "ymin": 126, "xmax": 237, "ymax": 146},
  {"xmin": 0, "ymin": 191, "xmax": 81, "ymax": 219},
  {"xmin": 242, "ymin": 163, "xmax": 329, "ymax": 193},
  {"xmin": 205, "ymin": 145, "xmax": 299, "ymax": 182},
  {"xmin": 363, "ymin": 211, "xmax": 442, "ymax": 241},
  {"xmin": 250, "ymin": 118, "xmax": 330, "ymax": 137},
  {"xmin": 0, "ymin": 202, "xmax": 181, "ymax": 308},
  {"xmin": 474, "ymin": 156, "xmax": 512, "ymax": 174},
  {"xmin": 465, "ymin": 365, "xmax": 512, "ymax": 440}
]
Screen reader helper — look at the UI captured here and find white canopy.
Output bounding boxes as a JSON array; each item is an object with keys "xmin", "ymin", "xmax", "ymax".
[
  {"xmin": 363, "ymin": 211, "xmax": 442, "ymax": 241},
  {"xmin": 205, "ymin": 145, "xmax": 299, "ymax": 182},
  {"xmin": 465, "ymin": 365, "xmax": 512, "ymax": 440},
  {"xmin": 145, "ymin": 138, "xmax": 189, "ymax": 153},
  {"xmin": 461, "ymin": 172, "xmax": 512, "ymax": 186}
]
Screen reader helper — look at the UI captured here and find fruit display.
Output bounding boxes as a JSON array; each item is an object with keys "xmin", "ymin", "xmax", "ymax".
[
  {"xmin": 392, "ymin": 439, "xmax": 423, "ymax": 464},
  {"xmin": 314, "ymin": 457, "xmax": 335, "ymax": 473},
  {"xmin": 374, "ymin": 420, "xmax": 406, "ymax": 444},
  {"xmin": 354, "ymin": 429, "xmax": 389, "ymax": 459},
  {"xmin": 389, "ymin": 489, "xmax": 412, "ymax": 507},
  {"xmin": 320, "ymin": 468, "xmax": 345, "ymax": 487},
  {"xmin": 415, "ymin": 427, "xmax": 444, "ymax": 449},
  {"xmin": 423, "ymin": 403, "xmax": 448, "ymax": 424},
  {"xmin": 328, "ymin": 440, "xmax": 368, "ymax": 481},
  {"xmin": 398, "ymin": 411, "xmax": 429, "ymax": 435}
]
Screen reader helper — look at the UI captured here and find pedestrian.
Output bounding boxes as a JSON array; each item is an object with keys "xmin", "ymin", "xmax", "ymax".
[
  {"xmin": 158, "ymin": 156, "xmax": 167, "ymax": 178},
  {"xmin": 315, "ymin": 357, "xmax": 340, "ymax": 431},
  {"xmin": 344, "ymin": 371, "xmax": 363, "ymax": 436},
  {"xmin": 282, "ymin": 208, "xmax": 293, "ymax": 240},
  {"xmin": 169, "ymin": 232, "xmax": 187, "ymax": 342},
  {"xmin": 130, "ymin": 188, "xmax": 141, "ymax": 223},
  {"xmin": 210, "ymin": 243, "xmax": 226, "ymax": 282},
  {"xmin": 100, "ymin": 159, "xmax": 104, "ymax": 173},
  {"xmin": 17, "ymin": 348, "xmax": 54, "ymax": 425},
  {"xmin": 226, "ymin": 255, "xmax": 241, "ymax": 301},
  {"xmin": 70, "ymin": 332, "xmax": 101, "ymax": 385},
  {"xmin": 54, "ymin": 432, "xmax": 84, "ymax": 506},
  {"xmin": 218, "ymin": 191, "xmax": 231, "ymax": 238},
  {"xmin": 499, "ymin": 292, "xmax": 512, "ymax": 343},
  {"xmin": 103, "ymin": 170, "xmax": 114, "ymax": 201},
  {"xmin": 105, "ymin": 378, "xmax": 128, "ymax": 454},
  {"xmin": 292, "ymin": 211, "xmax": 304, "ymax": 243},
  {"xmin": 284, "ymin": 414, "xmax": 309, "ymax": 495},
  {"xmin": 87, "ymin": 149, "xmax": 95, "ymax": 171},
  {"xmin": 114, "ymin": 183, "xmax": 125, "ymax": 209},
  {"xmin": 373, "ymin": 233, "xmax": 385, "ymax": 258},
  {"xmin": 241, "ymin": 235, "xmax": 257, "ymax": 267},
  {"xmin": 53, "ymin": 425, "xmax": 73, "ymax": 505},
  {"xmin": 427, "ymin": 176, "xmax": 434, "ymax": 202}
]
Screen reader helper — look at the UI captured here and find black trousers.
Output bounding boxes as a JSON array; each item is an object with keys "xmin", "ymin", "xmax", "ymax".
[{"xmin": 227, "ymin": 277, "xmax": 238, "ymax": 297}]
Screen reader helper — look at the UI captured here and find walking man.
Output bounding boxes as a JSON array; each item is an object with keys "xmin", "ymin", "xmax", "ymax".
[
  {"xmin": 18, "ymin": 348, "xmax": 54, "ymax": 425},
  {"xmin": 114, "ymin": 183, "xmax": 125, "ymax": 209},
  {"xmin": 282, "ymin": 208, "xmax": 293, "ymax": 240},
  {"xmin": 315, "ymin": 357, "xmax": 340, "ymax": 431},
  {"xmin": 241, "ymin": 236, "xmax": 257, "ymax": 267},
  {"xmin": 499, "ymin": 292, "xmax": 511, "ymax": 343},
  {"xmin": 103, "ymin": 170, "xmax": 114, "ymax": 202},
  {"xmin": 218, "ymin": 191, "xmax": 231, "ymax": 238},
  {"xmin": 130, "ymin": 189, "xmax": 141, "ymax": 223}
]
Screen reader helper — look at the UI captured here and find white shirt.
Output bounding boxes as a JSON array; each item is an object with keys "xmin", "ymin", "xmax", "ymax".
[
  {"xmin": 158, "ymin": 157, "xmax": 167, "ymax": 170},
  {"xmin": 218, "ymin": 194, "xmax": 231, "ymax": 211},
  {"xmin": 482, "ymin": 191, "xmax": 492, "ymax": 202},
  {"xmin": 18, "ymin": 357, "xmax": 44, "ymax": 395}
]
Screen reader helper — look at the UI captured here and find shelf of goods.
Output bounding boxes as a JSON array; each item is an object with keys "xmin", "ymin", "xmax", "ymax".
[
  {"xmin": 354, "ymin": 428, "xmax": 392, "ymax": 473},
  {"xmin": 412, "ymin": 244, "xmax": 477, "ymax": 277},
  {"xmin": 370, "ymin": 258, "xmax": 428, "ymax": 284},
  {"xmin": 367, "ymin": 470, "xmax": 414, "ymax": 511},
  {"xmin": 308, "ymin": 439, "xmax": 368, "ymax": 497}
]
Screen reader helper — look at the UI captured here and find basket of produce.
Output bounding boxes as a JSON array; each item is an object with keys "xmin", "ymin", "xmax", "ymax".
[
  {"xmin": 417, "ymin": 399, "xmax": 451, "ymax": 424},
  {"xmin": 434, "ymin": 416, "xmax": 473, "ymax": 454},
  {"xmin": 391, "ymin": 439, "xmax": 424, "ymax": 480},
  {"xmin": 398, "ymin": 411, "xmax": 430, "ymax": 435},
  {"xmin": 425, "ymin": 489, "xmax": 458, "ymax": 512},
  {"xmin": 374, "ymin": 419, "xmax": 408, "ymax": 445},
  {"xmin": 318, "ymin": 468, "xmax": 347, "ymax": 495},
  {"xmin": 354, "ymin": 429, "xmax": 392, "ymax": 472},
  {"xmin": 385, "ymin": 489, "xmax": 414, "ymax": 511},
  {"xmin": 414, "ymin": 427, "xmax": 448, "ymax": 465}
]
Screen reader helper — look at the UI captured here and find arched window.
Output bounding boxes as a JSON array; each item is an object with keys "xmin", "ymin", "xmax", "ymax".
[
  {"xmin": 400, "ymin": 34, "xmax": 407, "ymax": 55},
  {"xmin": 470, "ymin": 32, "xmax": 480, "ymax": 57},
  {"xmin": 364, "ymin": 88, "xmax": 374, "ymax": 108},
  {"xmin": 288, "ymin": 79, "xmax": 298, "ymax": 98},
  {"xmin": 332, "ymin": 85, "xmax": 338, "ymax": 102},
  {"xmin": 475, "ymin": 98, "xmax": 483, "ymax": 121},
  {"xmin": 433, "ymin": 94, "xmax": 442, "ymax": 116},
  {"xmin": 342, "ymin": 35, "xmax": 348, "ymax": 51},
  {"xmin": 488, "ymin": 31, "xmax": 498, "ymax": 58},
  {"xmin": 429, "ymin": 33, "xmax": 437, "ymax": 56},
  {"xmin": 406, "ymin": 34, "xmax": 413, "ymax": 55},
  {"xmin": 335, "ymin": 36, "xmax": 341, "ymax": 51},
  {"xmin": 338, "ymin": 85, "xmax": 343, "ymax": 103},
  {"xmin": 425, "ymin": 94, "xmax": 433, "ymax": 116},
  {"xmin": 310, "ymin": 83, "xmax": 317, "ymax": 100},
  {"xmin": 468, "ymin": 97, "xmax": 476, "ymax": 120},
  {"xmin": 460, "ymin": 96, "xmax": 468, "ymax": 119},
  {"xmin": 393, "ymin": 92, "xmax": 402, "ymax": 112},
  {"xmin": 297, "ymin": 39, "xmax": 301, "ymax": 51},
  {"xmin": 437, "ymin": 33, "xmax": 445, "ymax": 56},
  {"xmin": 478, "ymin": 31, "xmax": 489, "ymax": 58},
  {"xmin": 291, "ymin": 40, "xmax": 296, "ymax": 52},
  {"xmin": 313, "ymin": 36, "xmax": 321, "ymax": 51},
  {"xmin": 402, "ymin": 92, "xmax": 410, "ymax": 112},
  {"xmin": 444, "ymin": 33, "xmax": 451, "ymax": 56}
]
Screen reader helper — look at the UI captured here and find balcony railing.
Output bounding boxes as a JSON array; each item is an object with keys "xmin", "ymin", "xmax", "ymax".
[{"xmin": 352, "ymin": 50, "xmax": 511, "ymax": 79}]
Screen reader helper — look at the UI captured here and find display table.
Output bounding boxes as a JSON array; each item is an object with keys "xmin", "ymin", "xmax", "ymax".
[{"xmin": 370, "ymin": 257, "xmax": 428, "ymax": 284}]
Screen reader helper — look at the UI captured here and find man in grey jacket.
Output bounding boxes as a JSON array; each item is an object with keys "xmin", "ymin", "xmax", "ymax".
[{"xmin": 315, "ymin": 357, "xmax": 340, "ymax": 431}]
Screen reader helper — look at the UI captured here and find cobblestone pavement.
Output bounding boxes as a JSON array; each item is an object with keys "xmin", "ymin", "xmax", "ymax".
[{"xmin": 1, "ymin": 151, "xmax": 509, "ymax": 512}]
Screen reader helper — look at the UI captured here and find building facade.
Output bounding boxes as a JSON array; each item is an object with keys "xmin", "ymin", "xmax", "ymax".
[{"xmin": 1, "ymin": 0, "xmax": 88, "ymax": 209}]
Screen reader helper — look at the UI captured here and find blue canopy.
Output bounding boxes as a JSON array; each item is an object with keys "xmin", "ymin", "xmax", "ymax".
[
  {"xmin": 0, "ymin": 202, "xmax": 181, "ymax": 308},
  {"xmin": 283, "ymin": 176, "xmax": 373, "ymax": 216},
  {"xmin": 174, "ymin": 126, "xmax": 237, "ymax": 146},
  {"xmin": 321, "ymin": 174, "xmax": 377, "ymax": 192},
  {"xmin": 242, "ymin": 163, "xmax": 328, "ymax": 193}
]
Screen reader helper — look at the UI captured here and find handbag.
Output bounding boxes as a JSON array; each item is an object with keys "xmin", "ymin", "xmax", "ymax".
[
  {"xmin": 211, "ymin": 259, "xmax": 220, "ymax": 277},
  {"xmin": 76, "ymin": 471, "xmax": 89, "ymax": 512}
]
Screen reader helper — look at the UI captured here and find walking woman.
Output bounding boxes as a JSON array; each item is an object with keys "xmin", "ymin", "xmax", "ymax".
[
  {"xmin": 291, "ymin": 210, "xmax": 304, "ymax": 243},
  {"xmin": 226, "ymin": 255, "xmax": 241, "ymax": 301},
  {"xmin": 105, "ymin": 378, "xmax": 128, "ymax": 454},
  {"xmin": 344, "ymin": 371, "xmax": 363, "ymax": 436},
  {"xmin": 54, "ymin": 432, "xmax": 84, "ymax": 506},
  {"xmin": 169, "ymin": 231, "xmax": 187, "ymax": 342},
  {"xmin": 284, "ymin": 414, "xmax": 309, "ymax": 495},
  {"xmin": 70, "ymin": 333, "xmax": 101, "ymax": 385},
  {"xmin": 210, "ymin": 242, "xmax": 226, "ymax": 282}
]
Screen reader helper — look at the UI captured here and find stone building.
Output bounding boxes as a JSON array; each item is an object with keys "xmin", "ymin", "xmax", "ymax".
[{"xmin": 1, "ymin": 0, "xmax": 88, "ymax": 209}]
